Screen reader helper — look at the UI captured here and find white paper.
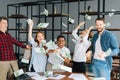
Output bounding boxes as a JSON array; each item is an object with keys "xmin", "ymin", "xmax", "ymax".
[
  {"xmin": 105, "ymin": 22, "xmax": 111, "ymax": 27},
  {"xmin": 35, "ymin": 47, "xmax": 46, "ymax": 54},
  {"xmin": 108, "ymin": 9, "xmax": 116, "ymax": 17},
  {"xmin": 105, "ymin": 48, "xmax": 112, "ymax": 57},
  {"xmin": 85, "ymin": 14, "xmax": 91, "ymax": 20},
  {"xmin": 49, "ymin": 54, "xmax": 64, "ymax": 66},
  {"xmin": 69, "ymin": 73, "xmax": 87, "ymax": 80},
  {"xmin": 37, "ymin": 23, "xmax": 49, "ymax": 28},
  {"xmin": 26, "ymin": 19, "xmax": 32, "ymax": 24},
  {"xmin": 14, "ymin": 69, "xmax": 24, "ymax": 77},
  {"xmin": 60, "ymin": 65, "xmax": 72, "ymax": 72},
  {"xmin": 46, "ymin": 40, "xmax": 57, "ymax": 49},
  {"xmin": 21, "ymin": 58, "xmax": 29, "ymax": 64},
  {"xmin": 26, "ymin": 72, "xmax": 46, "ymax": 80},
  {"xmin": 41, "ymin": 8, "xmax": 49, "ymax": 16},
  {"xmin": 62, "ymin": 22, "xmax": 67, "ymax": 28},
  {"xmin": 41, "ymin": 40, "xmax": 47, "ymax": 46},
  {"xmin": 56, "ymin": 54, "xmax": 65, "ymax": 61},
  {"xmin": 69, "ymin": 17, "xmax": 75, "ymax": 24},
  {"xmin": 47, "ymin": 74, "xmax": 66, "ymax": 79},
  {"xmin": 71, "ymin": 38, "xmax": 77, "ymax": 44}
]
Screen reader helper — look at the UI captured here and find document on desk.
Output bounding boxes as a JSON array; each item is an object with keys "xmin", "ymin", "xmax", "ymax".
[
  {"xmin": 47, "ymin": 74, "xmax": 66, "ymax": 80},
  {"xmin": 26, "ymin": 72, "xmax": 46, "ymax": 80},
  {"xmin": 69, "ymin": 73, "xmax": 87, "ymax": 80}
]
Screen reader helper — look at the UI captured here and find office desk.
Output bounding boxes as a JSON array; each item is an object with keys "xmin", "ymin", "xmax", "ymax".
[
  {"xmin": 46, "ymin": 72, "xmax": 90, "ymax": 80},
  {"xmin": 10, "ymin": 71, "xmax": 90, "ymax": 80}
]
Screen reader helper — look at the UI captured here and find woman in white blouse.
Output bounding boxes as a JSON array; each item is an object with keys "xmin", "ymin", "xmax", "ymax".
[
  {"xmin": 72, "ymin": 21, "xmax": 94, "ymax": 73},
  {"xmin": 28, "ymin": 20, "xmax": 47, "ymax": 72}
]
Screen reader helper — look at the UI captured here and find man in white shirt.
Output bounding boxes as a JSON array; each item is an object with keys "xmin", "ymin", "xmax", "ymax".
[
  {"xmin": 91, "ymin": 17, "xmax": 119, "ymax": 80},
  {"xmin": 46, "ymin": 35, "xmax": 71, "ymax": 72}
]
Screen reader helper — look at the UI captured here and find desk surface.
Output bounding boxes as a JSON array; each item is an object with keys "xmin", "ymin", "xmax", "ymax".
[
  {"xmin": 10, "ymin": 71, "xmax": 90, "ymax": 80},
  {"xmin": 46, "ymin": 72, "xmax": 90, "ymax": 80}
]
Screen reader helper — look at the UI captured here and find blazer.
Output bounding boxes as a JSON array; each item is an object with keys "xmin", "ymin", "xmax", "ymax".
[{"xmin": 92, "ymin": 29, "xmax": 119, "ymax": 70}]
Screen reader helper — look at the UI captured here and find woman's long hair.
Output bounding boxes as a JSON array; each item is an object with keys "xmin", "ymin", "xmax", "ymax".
[{"xmin": 34, "ymin": 32, "xmax": 45, "ymax": 46}]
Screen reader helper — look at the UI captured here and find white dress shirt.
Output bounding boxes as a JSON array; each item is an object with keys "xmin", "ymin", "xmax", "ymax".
[
  {"xmin": 72, "ymin": 29, "xmax": 91, "ymax": 62},
  {"xmin": 29, "ymin": 38, "xmax": 47, "ymax": 72},
  {"xmin": 94, "ymin": 35, "xmax": 105, "ymax": 60}
]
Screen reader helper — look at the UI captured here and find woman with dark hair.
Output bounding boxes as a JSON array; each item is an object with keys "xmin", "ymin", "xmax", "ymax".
[{"xmin": 28, "ymin": 20, "xmax": 47, "ymax": 72}]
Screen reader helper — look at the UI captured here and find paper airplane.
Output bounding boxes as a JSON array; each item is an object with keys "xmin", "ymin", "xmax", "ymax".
[
  {"xmin": 37, "ymin": 23, "xmax": 49, "ymax": 28},
  {"xmin": 40, "ymin": 8, "xmax": 49, "ymax": 16},
  {"xmin": 68, "ymin": 17, "xmax": 75, "ymax": 24},
  {"xmin": 85, "ymin": 14, "xmax": 91, "ymax": 20}
]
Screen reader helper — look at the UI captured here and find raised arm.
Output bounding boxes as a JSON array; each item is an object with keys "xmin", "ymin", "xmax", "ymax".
[
  {"xmin": 87, "ymin": 26, "xmax": 94, "ymax": 34},
  {"xmin": 72, "ymin": 21, "xmax": 85, "ymax": 41},
  {"xmin": 75, "ymin": 21, "xmax": 85, "ymax": 30},
  {"xmin": 28, "ymin": 20, "xmax": 34, "ymax": 40}
]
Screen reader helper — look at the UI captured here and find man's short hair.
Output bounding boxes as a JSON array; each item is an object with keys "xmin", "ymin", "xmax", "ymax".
[
  {"xmin": 0, "ymin": 16, "xmax": 8, "ymax": 22},
  {"xmin": 95, "ymin": 17, "xmax": 105, "ymax": 23},
  {"xmin": 57, "ymin": 35, "xmax": 66, "ymax": 41}
]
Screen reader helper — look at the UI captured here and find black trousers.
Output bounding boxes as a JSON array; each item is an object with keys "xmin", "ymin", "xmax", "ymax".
[{"xmin": 72, "ymin": 61, "xmax": 86, "ymax": 73}]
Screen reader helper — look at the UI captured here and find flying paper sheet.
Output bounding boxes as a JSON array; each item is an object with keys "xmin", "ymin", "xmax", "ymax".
[
  {"xmin": 41, "ymin": 8, "xmax": 49, "ymax": 16},
  {"xmin": 14, "ymin": 69, "xmax": 24, "ymax": 77},
  {"xmin": 71, "ymin": 39, "xmax": 77, "ymax": 44},
  {"xmin": 46, "ymin": 40, "xmax": 57, "ymax": 49},
  {"xmin": 108, "ymin": 9, "xmax": 116, "ymax": 17},
  {"xmin": 62, "ymin": 22, "xmax": 67, "ymax": 28},
  {"xmin": 105, "ymin": 22, "xmax": 111, "ymax": 27},
  {"xmin": 37, "ymin": 23, "xmax": 49, "ymax": 28},
  {"xmin": 85, "ymin": 14, "xmax": 91, "ymax": 20},
  {"xmin": 26, "ymin": 19, "xmax": 32, "ymax": 24},
  {"xmin": 69, "ymin": 17, "xmax": 75, "ymax": 24}
]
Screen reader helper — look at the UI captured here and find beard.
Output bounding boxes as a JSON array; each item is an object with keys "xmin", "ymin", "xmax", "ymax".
[{"xmin": 97, "ymin": 28, "xmax": 104, "ymax": 33}]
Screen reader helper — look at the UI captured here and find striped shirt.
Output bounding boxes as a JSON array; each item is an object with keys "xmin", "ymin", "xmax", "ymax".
[
  {"xmin": 72, "ymin": 29, "xmax": 91, "ymax": 62},
  {"xmin": 0, "ymin": 31, "xmax": 26, "ymax": 61}
]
